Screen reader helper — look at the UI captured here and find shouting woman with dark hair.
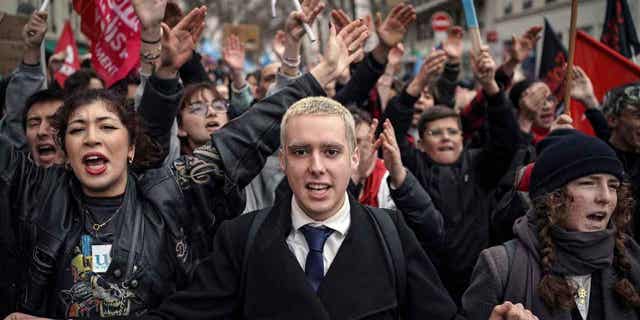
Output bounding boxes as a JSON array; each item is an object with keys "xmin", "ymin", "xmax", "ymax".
[{"xmin": 463, "ymin": 129, "xmax": 640, "ymax": 320}]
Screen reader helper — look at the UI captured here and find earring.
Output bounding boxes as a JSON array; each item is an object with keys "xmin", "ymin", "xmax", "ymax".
[{"xmin": 128, "ymin": 156, "xmax": 134, "ymax": 165}]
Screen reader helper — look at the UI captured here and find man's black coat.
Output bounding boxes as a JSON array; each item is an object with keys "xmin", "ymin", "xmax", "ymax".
[{"xmin": 145, "ymin": 196, "xmax": 461, "ymax": 320}]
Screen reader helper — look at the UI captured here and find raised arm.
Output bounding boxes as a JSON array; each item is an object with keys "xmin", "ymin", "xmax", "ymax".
[
  {"xmin": 473, "ymin": 47, "xmax": 520, "ymax": 189},
  {"xmin": 265, "ymin": 0, "xmax": 326, "ymax": 96},
  {"xmin": 382, "ymin": 50, "xmax": 447, "ymax": 171},
  {"xmin": 570, "ymin": 66, "xmax": 611, "ymax": 140},
  {"xmin": 0, "ymin": 11, "xmax": 47, "ymax": 149},
  {"xmin": 222, "ymin": 34, "xmax": 253, "ymax": 118},
  {"xmin": 380, "ymin": 119, "xmax": 445, "ymax": 249},
  {"xmin": 332, "ymin": 4, "xmax": 415, "ymax": 106},
  {"xmin": 133, "ymin": 2, "xmax": 206, "ymax": 165},
  {"xmin": 433, "ymin": 26, "xmax": 463, "ymax": 108}
]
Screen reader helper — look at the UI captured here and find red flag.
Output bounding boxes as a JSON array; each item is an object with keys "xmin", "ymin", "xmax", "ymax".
[
  {"xmin": 73, "ymin": 0, "xmax": 141, "ymax": 87},
  {"xmin": 572, "ymin": 30, "xmax": 640, "ymax": 133},
  {"xmin": 53, "ymin": 21, "xmax": 81, "ymax": 87}
]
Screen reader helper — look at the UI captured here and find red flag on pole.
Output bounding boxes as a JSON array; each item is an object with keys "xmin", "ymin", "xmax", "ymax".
[
  {"xmin": 53, "ymin": 21, "xmax": 81, "ymax": 87},
  {"xmin": 569, "ymin": 30, "xmax": 640, "ymax": 134},
  {"xmin": 73, "ymin": 0, "xmax": 141, "ymax": 87}
]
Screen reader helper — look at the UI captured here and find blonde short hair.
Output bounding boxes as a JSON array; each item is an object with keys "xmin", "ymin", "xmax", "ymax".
[{"xmin": 280, "ymin": 96, "xmax": 356, "ymax": 152}]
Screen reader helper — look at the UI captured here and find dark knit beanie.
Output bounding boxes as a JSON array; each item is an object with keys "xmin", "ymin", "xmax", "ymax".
[
  {"xmin": 529, "ymin": 130, "xmax": 624, "ymax": 200},
  {"xmin": 509, "ymin": 80, "xmax": 535, "ymax": 110}
]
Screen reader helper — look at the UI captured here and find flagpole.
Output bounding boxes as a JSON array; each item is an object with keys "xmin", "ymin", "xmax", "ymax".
[
  {"xmin": 39, "ymin": 0, "xmax": 50, "ymax": 89},
  {"xmin": 563, "ymin": 0, "xmax": 578, "ymax": 115},
  {"xmin": 461, "ymin": 0, "xmax": 482, "ymax": 54}
]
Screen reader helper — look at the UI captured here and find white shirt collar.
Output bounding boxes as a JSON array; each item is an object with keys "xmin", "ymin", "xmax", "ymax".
[{"xmin": 291, "ymin": 193, "xmax": 350, "ymax": 236}]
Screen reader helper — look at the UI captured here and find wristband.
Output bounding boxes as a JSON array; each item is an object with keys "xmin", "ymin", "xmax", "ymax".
[{"xmin": 281, "ymin": 57, "xmax": 301, "ymax": 68}]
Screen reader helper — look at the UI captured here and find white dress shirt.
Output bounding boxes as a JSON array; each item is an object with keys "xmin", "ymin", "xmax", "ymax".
[{"xmin": 286, "ymin": 193, "xmax": 351, "ymax": 275}]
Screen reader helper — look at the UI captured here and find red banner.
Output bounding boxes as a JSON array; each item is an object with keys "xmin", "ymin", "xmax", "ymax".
[
  {"xmin": 575, "ymin": 30, "xmax": 640, "ymax": 101},
  {"xmin": 568, "ymin": 30, "xmax": 640, "ymax": 135},
  {"xmin": 73, "ymin": 0, "xmax": 141, "ymax": 87},
  {"xmin": 53, "ymin": 21, "xmax": 81, "ymax": 87}
]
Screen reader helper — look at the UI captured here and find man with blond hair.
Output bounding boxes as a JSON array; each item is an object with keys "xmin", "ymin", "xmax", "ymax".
[{"xmin": 145, "ymin": 95, "xmax": 538, "ymax": 320}]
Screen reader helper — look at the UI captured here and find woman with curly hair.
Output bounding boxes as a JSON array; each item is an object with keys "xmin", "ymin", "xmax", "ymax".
[{"xmin": 462, "ymin": 129, "xmax": 640, "ymax": 320}]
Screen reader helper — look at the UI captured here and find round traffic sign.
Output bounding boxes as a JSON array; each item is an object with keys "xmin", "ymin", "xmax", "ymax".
[{"xmin": 431, "ymin": 11, "xmax": 452, "ymax": 32}]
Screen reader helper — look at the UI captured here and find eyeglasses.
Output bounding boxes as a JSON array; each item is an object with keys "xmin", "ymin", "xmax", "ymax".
[
  {"xmin": 187, "ymin": 100, "xmax": 228, "ymax": 117},
  {"xmin": 424, "ymin": 128, "xmax": 461, "ymax": 138}
]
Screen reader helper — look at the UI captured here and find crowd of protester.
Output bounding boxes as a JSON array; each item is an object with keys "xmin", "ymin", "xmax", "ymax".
[{"xmin": 0, "ymin": 0, "xmax": 639, "ymax": 319}]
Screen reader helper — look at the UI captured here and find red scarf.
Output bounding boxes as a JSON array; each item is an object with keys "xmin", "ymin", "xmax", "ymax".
[
  {"xmin": 359, "ymin": 159, "xmax": 388, "ymax": 207},
  {"xmin": 531, "ymin": 126, "xmax": 550, "ymax": 145}
]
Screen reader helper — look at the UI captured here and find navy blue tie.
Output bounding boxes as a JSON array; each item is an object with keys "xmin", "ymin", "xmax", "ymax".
[{"xmin": 300, "ymin": 225, "xmax": 334, "ymax": 292}]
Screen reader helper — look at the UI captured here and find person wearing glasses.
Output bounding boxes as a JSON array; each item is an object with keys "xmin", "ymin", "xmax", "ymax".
[
  {"xmin": 177, "ymin": 83, "xmax": 229, "ymax": 155},
  {"xmin": 382, "ymin": 46, "xmax": 520, "ymax": 305}
]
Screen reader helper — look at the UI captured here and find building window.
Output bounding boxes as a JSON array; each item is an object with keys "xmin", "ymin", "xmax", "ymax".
[
  {"xmin": 504, "ymin": 0, "xmax": 513, "ymax": 15},
  {"xmin": 546, "ymin": 0, "xmax": 557, "ymax": 3},
  {"xmin": 523, "ymin": 0, "xmax": 533, "ymax": 10}
]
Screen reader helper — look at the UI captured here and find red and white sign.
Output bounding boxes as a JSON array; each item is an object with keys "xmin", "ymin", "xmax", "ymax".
[
  {"xmin": 53, "ymin": 21, "xmax": 80, "ymax": 87},
  {"xmin": 431, "ymin": 11, "xmax": 452, "ymax": 33},
  {"xmin": 73, "ymin": 0, "xmax": 141, "ymax": 87}
]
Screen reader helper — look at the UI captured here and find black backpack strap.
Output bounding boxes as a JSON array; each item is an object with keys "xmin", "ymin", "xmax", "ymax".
[
  {"xmin": 366, "ymin": 207, "xmax": 406, "ymax": 319},
  {"xmin": 239, "ymin": 209, "xmax": 269, "ymax": 303}
]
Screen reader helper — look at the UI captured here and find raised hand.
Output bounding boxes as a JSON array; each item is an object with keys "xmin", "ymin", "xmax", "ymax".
[
  {"xmin": 380, "ymin": 119, "xmax": 406, "ymax": 188},
  {"xmin": 375, "ymin": 3, "xmax": 416, "ymax": 49},
  {"xmin": 132, "ymin": 0, "xmax": 168, "ymax": 31},
  {"xmin": 223, "ymin": 34, "xmax": 245, "ymax": 72},
  {"xmin": 509, "ymin": 26, "xmax": 542, "ymax": 64},
  {"xmin": 489, "ymin": 302, "xmax": 539, "ymax": 320},
  {"xmin": 407, "ymin": 49, "xmax": 447, "ymax": 97},
  {"xmin": 330, "ymin": 9, "xmax": 352, "ymax": 34},
  {"xmin": 569, "ymin": 66, "xmax": 598, "ymax": 109},
  {"xmin": 471, "ymin": 46, "xmax": 499, "ymax": 95},
  {"xmin": 310, "ymin": 20, "xmax": 368, "ymax": 86},
  {"xmin": 22, "ymin": 11, "xmax": 48, "ymax": 65},
  {"xmin": 354, "ymin": 119, "xmax": 381, "ymax": 184},
  {"xmin": 519, "ymin": 85, "xmax": 546, "ymax": 120},
  {"xmin": 285, "ymin": 0, "xmax": 325, "ymax": 43},
  {"xmin": 442, "ymin": 26, "xmax": 464, "ymax": 64},
  {"xmin": 23, "ymin": 11, "xmax": 48, "ymax": 49},
  {"xmin": 157, "ymin": 6, "xmax": 206, "ymax": 78},
  {"xmin": 48, "ymin": 50, "xmax": 66, "ymax": 73}
]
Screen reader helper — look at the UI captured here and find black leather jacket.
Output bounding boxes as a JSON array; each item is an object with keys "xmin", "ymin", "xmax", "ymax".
[{"xmin": 0, "ymin": 73, "xmax": 325, "ymax": 317}]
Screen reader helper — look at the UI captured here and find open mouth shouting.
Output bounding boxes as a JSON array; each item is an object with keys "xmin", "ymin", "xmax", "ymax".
[
  {"xmin": 586, "ymin": 211, "xmax": 607, "ymax": 223},
  {"xmin": 437, "ymin": 145, "xmax": 455, "ymax": 152},
  {"xmin": 36, "ymin": 143, "xmax": 58, "ymax": 162},
  {"xmin": 82, "ymin": 152, "xmax": 109, "ymax": 176}
]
